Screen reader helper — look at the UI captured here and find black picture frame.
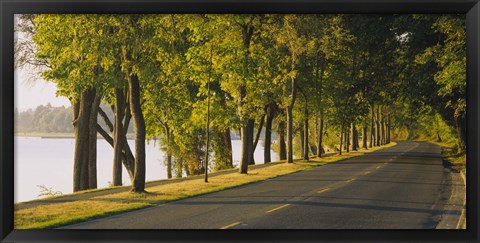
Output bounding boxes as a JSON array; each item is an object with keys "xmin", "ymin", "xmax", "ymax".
[{"xmin": 1, "ymin": 0, "xmax": 479, "ymax": 242}]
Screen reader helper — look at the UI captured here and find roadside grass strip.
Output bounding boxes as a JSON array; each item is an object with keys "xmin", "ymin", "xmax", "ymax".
[{"xmin": 14, "ymin": 142, "xmax": 396, "ymax": 229}]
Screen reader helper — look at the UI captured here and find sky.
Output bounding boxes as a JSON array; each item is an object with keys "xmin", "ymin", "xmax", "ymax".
[
  {"xmin": 14, "ymin": 14, "xmax": 71, "ymax": 112},
  {"xmin": 15, "ymin": 69, "xmax": 70, "ymax": 112}
]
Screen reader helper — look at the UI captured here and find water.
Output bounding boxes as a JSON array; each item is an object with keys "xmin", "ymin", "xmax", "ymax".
[{"xmin": 14, "ymin": 136, "xmax": 278, "ymax": 203}]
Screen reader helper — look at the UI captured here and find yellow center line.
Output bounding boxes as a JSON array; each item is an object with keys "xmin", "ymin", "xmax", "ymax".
[
  {"xmin": 266, "ymin": 204, "xmax": 290, "ymax": 213},
  {"xmin": 364, "ymin": 171, "xmax": 371, "ymax": 175},
  {"xmin": 376, "ymin": 166, "xmax": 381, "ymax": 169},
  {"xmin": 317, "ymin": 188, "xmax": 330, "ymax": 193},
  {"xmin": 346, "ymin": 179, "xmax": 355, "ymax": 183},
  {"xmin": 220, "ymin": 221, "xmax": 241, "ymax": 229}
]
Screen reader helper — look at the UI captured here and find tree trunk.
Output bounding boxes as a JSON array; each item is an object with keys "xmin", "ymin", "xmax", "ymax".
[
  {"xmin": 239, "ymin": 23, "xmax": 255, "ymax": 172},
  {"xmin": 224, "ymin": 128, "xmax": 233, "ymax": 168},
  {"xmin": 339, "ymin": 128, "xmax": 343, "ymax": 155},
  {"xmin": 387, "ymin": 114, "xmax": 391, "ymax": 144},
  {"xmin": 253, "ymin": 115, "xmax": 265, "ymax": 151},
  {"xmin": 73, "ymin": 88, "xmax": 94, "ymax": 192},
  {"xmin": 219, "ymin": 96, "xmax": 233, "ymax": 168},
  {"xmin": 352, "ymin": 122, "xmax": 358, "ymax": 151},
  {"xmin": 122, "ymin": 103, "xmax": 135, "ymax": 180},
  {"xmin": 287, "ymin": 79, "xmax": 298, "ymax": 163},
  {"xmin": 239, "ymin": 120, "xmax": 252, "ymax": 174},
  {"xmin": 176, "ymin": 157, "xmax": 183, "ymax": 178},
  {"xmin": 213, "ymin": 127, "xmax": 233, "ymax": 170},
  {"xmin": 113, "ymin": 88, "xmax": 125, "ymax": 186},
  {"xmin": 370, "ymin": 105, "xmax": 375, "ymax": 148},
  {"xmin": 454, "ymin": 115, "xmax": 466, "ymax": 153},
  {"xmin": 279, "ymin": 120, "xmax": 287, "ymax": 160},
  {"xmin": 264, "ymin": 104, "xmax": 275, "ymax": 163},
  {"xmin": 287, "ymin": 105, "xmax": 294, "ymax": 163},
  {"xmin": 346, "ymin": 124, "xmax": 350, "ymax": 153},
  {"xmin": 303, "ymin": 107, "xmax": 309, "ymax": 161},
  {"xmin": 88, "ymin": 91, "xmax": 101, "ymax": 189},
  {"xmin": 248, "ymin": 119, "xmax": 255, "ymax": 165},
  {"xmin": 317, "ymin": 113, "xmax": 324, "ymax": 158},
  {"xmin": 376, "ymin": 106, "xmax": 380, "ymax": 147},
  {"xmin": 381, "ymin": 119, "xmax": 386, "ymax": 145},
  {"xmin": 166, "ymin": 125, "xmax": 172, "ymax": 179},
  {"xmin": 250, "ymin": 115, "xmax": 265, "ymax": 165},
  {"xmin": 71, "ymin": 100, "xmax": 80, "ymax": 192},
  {"xmin": 362, "ymin": 125, "xmax": 368, "ymax": 149},
  {"xmin": 300, "ymin": 126, "xmax": 305, "ymax": 159},
  {"xmin": 127, "ymin": 72, "xmax": 146, "ymax": 193}
]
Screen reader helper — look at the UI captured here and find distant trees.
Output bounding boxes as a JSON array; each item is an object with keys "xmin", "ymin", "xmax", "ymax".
[
  {"xmin": 15, "ymin": 13, "xmax": 466, "ymax": 193},
  {"xmin": 15, "ymin": 105, "xmax": 73, "ymax": 133}
]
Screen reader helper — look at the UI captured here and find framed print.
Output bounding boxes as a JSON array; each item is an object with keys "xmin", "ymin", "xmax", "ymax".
[{"xmin": 1, "ymin": 0, "xmax": 479, "ymax": 242}]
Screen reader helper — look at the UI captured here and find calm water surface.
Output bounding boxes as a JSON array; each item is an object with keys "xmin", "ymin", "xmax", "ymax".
[{"xmin": 14, "ymin": 136, "xmax": 278, "ymax": 203}]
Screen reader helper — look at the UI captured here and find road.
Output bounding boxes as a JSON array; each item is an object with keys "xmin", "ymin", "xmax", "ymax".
[{"xmin": 66, "ymin": 141, "xmax": 462, "ymax": 229}]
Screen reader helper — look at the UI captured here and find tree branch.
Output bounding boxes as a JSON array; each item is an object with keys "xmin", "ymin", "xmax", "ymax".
[{"xmin": 98, "ymin": 107, "xmax": 114, "ymax": 132}]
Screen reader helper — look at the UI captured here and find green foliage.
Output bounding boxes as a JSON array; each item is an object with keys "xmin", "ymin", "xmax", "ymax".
[{"xmin": 23, "ymin": 13, "xmax": 466, "ymax": 178}]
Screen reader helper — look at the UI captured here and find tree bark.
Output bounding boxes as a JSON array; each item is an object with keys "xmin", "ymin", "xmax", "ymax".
[
  {"xmin": 73, "ymin": 88, "xmax": 94, "ymax": 192},
  {"xmin": 113, "ymin": 88, "xmax": 125, "ymax": 186},
  {"xmin": 352, "ymin": 122, "xmax": 358, "ymax": 151},
  {"xmin": 362, "ymin": 125, "xmax": 368, "ymax": 149},
  {"xmin": 381, "ymin": 119, "xmax": 386, "ymax": 145},
  {"xmin": 88, "ymin": 91, "xmax": 101, "ymax": 189},
  {"xmin": 248, "ymin": 119, "xmax": 256, "ymax": 165},
  {"xmin": 278, "ymin": 119, "xmax": 287, "ymax": 160},
  {"xmin": 387, "ymin": 114, "xmax": 391, "ymax": 144},
  {"xmin": 316, "ymin": 54, "xmax": 326, "ymax": 158},
  {"xmin": 339, "ymin": 127, "xmax": 343, "ymax": 155},
  {"xmin": 166, "ymin": 125, "xmax": 172, "ymax": 179},
  {"xmin": 303, "ymin": 106, "xmax": 309, "ymax": 161},
  {"xmin": 218, "ymin": 97, "xmax": 233, "ymax": 168},
  {"xmin": 376, "ymin": 106, "xmax": 381, "ymax": 147},
  {"xmin": 317, "ymin": 113, "xmax": 324, "ymax": 158},
  {"xmin": 239, "ymin": 120, "xmax": 253, "ymax": 174},
  {"xmin": 264, "ymin": 104, "xmax": 275, "ymax": 163},
  {"xmin": 346, "ymin": 124, "xmax": 350, "ymax": 153},
  {"xmin": 224, "ymin": 128, "xmax": 233, "ymax": 168},
  {"xmin": 287, "ymin": 77, "xmax": 298, "ymax": 163},
  {"xmin": 250, "ymin": 115, "xmax": 265, "ymax": 165},
  {"xmin": 300, "ymin": 125, "xmax": 305, "ymax": 158},
  {"xmin": 127, "ymin": 72, "xmax": 146, "ymax": 193},
  {"xmin": 239, "ymin": 23, "xmax": 255, "ymax": 173},
  {"xmin": 253, "ymin": 115, "xmax": 265, "ymax": 151},
  {"xmin": 454, "ymin": 115, "xmax": 466, "ymax": 153},
  {"xmin": 212, "ymin": 127, "xmax": 233, "ymax": 170},
  {"xmin": 99, "ymin": 102, "xmax": 135, "ymax": 183},
  {"xmin": 370, "ymin": 105, "xmax": 375, "ymax": 148}
]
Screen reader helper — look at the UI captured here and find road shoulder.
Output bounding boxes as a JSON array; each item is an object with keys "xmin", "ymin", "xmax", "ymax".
[{"xmin": 435, "ymin": 169, "xmax": 466, "ymax": 229}]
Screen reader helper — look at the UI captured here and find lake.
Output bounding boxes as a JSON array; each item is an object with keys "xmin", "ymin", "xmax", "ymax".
[{"xmin": 14, "ymin": 136, "xmax": 278, "ymax": 203}]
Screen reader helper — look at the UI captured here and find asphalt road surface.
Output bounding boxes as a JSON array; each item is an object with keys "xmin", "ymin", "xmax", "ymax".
[{"xmin": 67, "ymin": 141, "xmax": 458, "ymax": 229}]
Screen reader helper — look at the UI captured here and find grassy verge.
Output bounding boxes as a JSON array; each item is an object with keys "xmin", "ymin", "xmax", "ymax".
[
  {"xmin": 424, "ymin": 139, "xmax": 466, "ymax": 229},
  {"xmin": 14, "ymin": 142, "xmax": 396, "ymax": 229}
]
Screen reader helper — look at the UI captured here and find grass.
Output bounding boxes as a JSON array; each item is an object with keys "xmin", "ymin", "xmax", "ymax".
[
  {"xmin": 424, "ymin": 139, "xmax": 466, "ymax": 229},
  {"xmin": 14, "ymin": 142, "xmax": 396, "ymax": 229}
]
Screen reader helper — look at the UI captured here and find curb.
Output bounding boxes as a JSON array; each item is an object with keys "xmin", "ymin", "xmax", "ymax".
[
  {"xmin": 455, "ymin": 171, "xmax": 466, "ymax": 229},
  {"xmin": 436, "ymin": 169, "xmax": 466, "ymax": 229}
]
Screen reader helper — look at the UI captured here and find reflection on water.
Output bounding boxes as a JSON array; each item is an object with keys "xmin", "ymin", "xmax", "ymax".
[{"xmin": 14, "ymin": 136, "xmax": 277, "ymax": 203}]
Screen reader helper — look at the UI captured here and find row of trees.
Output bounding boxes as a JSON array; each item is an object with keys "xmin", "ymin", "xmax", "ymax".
[
  {"xmin": 15, "ymin": 105, "xmax": 74, "ymax": 133},
  {"xmin": 15, "ymin": 14, "xmax": 466, "ymax": 193},
  {"xmin": 14, "ymin": 104, "xmax": 133, "ymax": 134}
]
